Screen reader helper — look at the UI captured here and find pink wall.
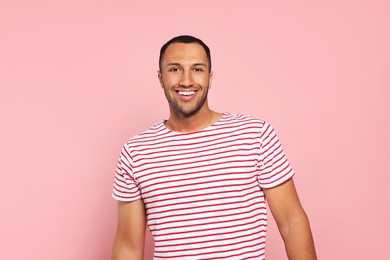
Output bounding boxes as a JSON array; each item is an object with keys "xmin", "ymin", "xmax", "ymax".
[{"xmin": 1, "ymin": 1, "xmax": 389, "ymax": 259}]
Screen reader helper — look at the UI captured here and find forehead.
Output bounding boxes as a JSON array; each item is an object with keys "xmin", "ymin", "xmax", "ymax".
[{"xmin": 162, "ymin": 43, "xmax": 208, "ymax": 65}]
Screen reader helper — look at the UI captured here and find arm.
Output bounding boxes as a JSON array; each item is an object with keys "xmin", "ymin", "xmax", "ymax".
[
  {"xmin": 112, "ymin": 199, "xmax": 146, "ymax": 260},
  {"xmin": 263, "ymin": 178, "xmax": 317, "ymax": 260}
]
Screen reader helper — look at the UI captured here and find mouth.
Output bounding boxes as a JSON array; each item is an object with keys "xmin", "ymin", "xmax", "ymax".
[{"xmin": 176, "ymin": 90, "xmax": 196, "ymax": 96}]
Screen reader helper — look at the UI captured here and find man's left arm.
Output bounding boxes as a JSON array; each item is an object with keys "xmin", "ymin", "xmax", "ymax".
[{"xmin": 263, "ymin": 178, "xmax": 317, "ymax": 260}]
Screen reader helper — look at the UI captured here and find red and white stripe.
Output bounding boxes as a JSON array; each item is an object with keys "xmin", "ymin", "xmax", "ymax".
[{"xmin": 112, "ymin": 113, "xmax": 294, "ymax": 259}]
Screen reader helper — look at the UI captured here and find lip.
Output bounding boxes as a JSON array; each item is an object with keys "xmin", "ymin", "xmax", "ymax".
[
  {"xmin": 173, "ymin": 88, "xmax": 199, "ymax": 92},
  {"xmin": 174, "ymin": 89, "xmax": 198, "ymax": 101}
]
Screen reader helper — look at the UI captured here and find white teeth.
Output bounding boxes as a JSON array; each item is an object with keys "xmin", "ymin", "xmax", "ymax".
[{"xmin": 178, "ymin": 91, "xmax": 195, "ymax": 96}]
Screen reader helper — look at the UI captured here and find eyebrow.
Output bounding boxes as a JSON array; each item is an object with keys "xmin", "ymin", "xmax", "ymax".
[
  {"xmin": 193, "ymin": 63, "xmax": 207, "ymax": 67},
  {"xmin": 166, "ymin": 62, "xmax": 207, "ymax": 67}
]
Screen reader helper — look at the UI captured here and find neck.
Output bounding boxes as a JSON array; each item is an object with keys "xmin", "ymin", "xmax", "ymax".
[{"xmin": 165, "ymin": 106, "xmax": 222, "ymax": 133}]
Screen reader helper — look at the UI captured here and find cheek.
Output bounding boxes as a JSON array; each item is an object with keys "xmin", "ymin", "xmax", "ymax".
[
  {"xmin": 163, "ymin": 75, "xmax": 180, "ymax": 86},
  {"xmin": 197, "ymin": 76, "xmax": 210, "ymax": 85}
]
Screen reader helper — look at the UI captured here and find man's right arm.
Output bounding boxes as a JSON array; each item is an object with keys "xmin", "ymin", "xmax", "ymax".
[{"xmin": 112, "ymin": 199, "xmax": 146, "ymax": 260}]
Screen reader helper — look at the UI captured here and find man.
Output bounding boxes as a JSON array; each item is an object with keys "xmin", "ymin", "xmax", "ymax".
[{"xmin": 112, "ymin": 35, "xmax": 317, "ymax": 260}]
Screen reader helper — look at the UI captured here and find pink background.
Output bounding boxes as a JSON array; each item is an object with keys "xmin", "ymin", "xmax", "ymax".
[{"xmin": 1, "ymin": 1, "xmax": 389, "ymax": 259}]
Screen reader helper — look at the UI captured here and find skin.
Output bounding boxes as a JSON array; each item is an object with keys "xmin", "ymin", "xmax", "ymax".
[
  {"xmin": 112, "ymin": 42, "xmax": 317, "ymax": 260},
  {"xmin": 264, "ymin": 179, "xmax": 317, "ymax": 259},
  {"xmin": 158, "ymin": 42, "xmax": 222, "ymax": 132},
  {"xmin": 112, "ymin": 200, "xmax": 146, "ymax": 260}
]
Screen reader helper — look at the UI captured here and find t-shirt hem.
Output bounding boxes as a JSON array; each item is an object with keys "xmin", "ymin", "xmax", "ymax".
[
  {"xmin": 260, "ymin": 170, "xmax": 295, "ymax": 189},
  {"xmin": 112, "ymin": 193, "xmax": 142, "ymax": 202}
]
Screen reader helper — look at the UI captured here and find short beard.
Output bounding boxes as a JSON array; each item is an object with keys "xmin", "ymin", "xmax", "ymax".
[{"xmin": 164, "ymin": 86, "xmax": 209, "ymax": 117}]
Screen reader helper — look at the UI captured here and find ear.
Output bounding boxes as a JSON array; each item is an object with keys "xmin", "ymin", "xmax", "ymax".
[
  {"xmin": 157, "ymin": 70, "xmax": 163, "ymax": 88},
  {"xmin": 209, "ymin": 71, "xmax": 213, "ymax": 89}
]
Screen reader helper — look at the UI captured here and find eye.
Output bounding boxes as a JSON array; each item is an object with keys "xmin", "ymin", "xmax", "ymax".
[
  {"xmin": 168, "ymin": 67, "xmax": 180, "ymax": 72},
  {"xmin": 193, "ymin": 67, "xmax": 204, "ymax": 72}
]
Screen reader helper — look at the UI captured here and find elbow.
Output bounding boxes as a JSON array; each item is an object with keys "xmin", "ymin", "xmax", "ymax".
[
  {"xmin": 112, "ymin": 236, "xmax": 144, "ymax": 260},
  {"xmin": 279, "ymin": 210, "xmax": 311, "ymax": 239}
]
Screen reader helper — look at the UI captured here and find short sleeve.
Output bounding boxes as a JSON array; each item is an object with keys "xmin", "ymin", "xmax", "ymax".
[
  {"xmin": 112, "ymin": 143, "xmax": 142, "ymax": 201},
  {"xmin": 257, "ymin": 122, "xmax": 295, "ymax": 188}
]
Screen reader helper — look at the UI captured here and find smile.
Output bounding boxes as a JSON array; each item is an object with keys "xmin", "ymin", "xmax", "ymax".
[{"xmin": 177, "ymin": 91, "xmax": 195, "ymax": 96}]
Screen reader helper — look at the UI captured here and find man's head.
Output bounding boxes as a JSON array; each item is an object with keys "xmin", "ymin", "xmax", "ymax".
[
  {"xmin": 158, "ymin": 35, "xmax": 213, "ymax": 117},
  {"xmin": 159, "ymin": 35, "xmax": 211, "ymax": 73}
]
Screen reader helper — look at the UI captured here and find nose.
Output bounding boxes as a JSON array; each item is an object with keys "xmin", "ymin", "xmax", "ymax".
[{"xmin": 179, "ymin": 70, "xmax": 194, "ymax": 87}]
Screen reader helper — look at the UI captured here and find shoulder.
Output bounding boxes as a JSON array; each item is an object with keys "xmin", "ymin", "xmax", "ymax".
[
  {"xmin": 222, "ymin": 112, "xmax": 279, "ymax": 138},
  {"xmin": 223, "ymin": 112, "xmax": 268, "ymax": 128},
  {"xmin": 123, "ymin": 120, "xmax": 167, "ymax": 148}
]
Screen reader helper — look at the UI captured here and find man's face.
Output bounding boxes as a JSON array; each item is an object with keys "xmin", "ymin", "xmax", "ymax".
[{"xmin": 158, "ymin": 43, "xmax": 212, "ymax": 117}]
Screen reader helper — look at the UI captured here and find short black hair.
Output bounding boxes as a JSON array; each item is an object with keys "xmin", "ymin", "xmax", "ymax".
[{"xmin": 159, "ymin": 35, "xmax": 211, "ymax": 72}]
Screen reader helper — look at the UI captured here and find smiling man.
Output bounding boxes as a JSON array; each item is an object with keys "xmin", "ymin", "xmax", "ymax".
[
  {"xmin": 158, "ymin": 39, "xmax": 219, "ymax": 132},
  {"xmin": 111, "ymin": 35, "xmax": 317, "ymax": 260}
]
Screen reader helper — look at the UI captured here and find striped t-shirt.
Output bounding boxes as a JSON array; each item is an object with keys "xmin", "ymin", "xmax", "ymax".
[{"xmin": 112, "ymin": 113, "xmax": 295, "ymax": 259}]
